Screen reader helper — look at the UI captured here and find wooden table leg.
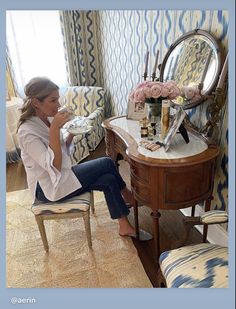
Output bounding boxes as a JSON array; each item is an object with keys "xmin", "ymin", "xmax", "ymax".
[
  {"xmin": 132, "ymin": 200, "xmax": 153, "ymax": 242},
  {"xmin": 151, "ymin": 210, "xmax": 161, "ymax": 263},
  {"xmin": 203, "ymin": 196, "xmax": 213, "ymax": 242},
  {"xmin": 191, "ymin": 205, "xmax": 196, "ymax": 217},
  {"xmin": 133, "ymin": 200, "xmax": 140, "ymax": 240}
]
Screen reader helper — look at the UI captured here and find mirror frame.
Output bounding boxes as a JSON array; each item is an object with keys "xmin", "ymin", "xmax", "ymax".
[{"xmin": 159, "ymin": 29, "xmax": 222, "ymax": 109}]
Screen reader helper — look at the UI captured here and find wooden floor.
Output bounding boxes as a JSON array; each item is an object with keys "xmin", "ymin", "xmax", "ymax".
[{"xmin": 6, "ymin": 139, "xmax": 203, "ymax": 287}]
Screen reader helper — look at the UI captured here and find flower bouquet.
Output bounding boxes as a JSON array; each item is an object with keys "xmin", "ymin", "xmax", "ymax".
[
  {"xmin": 129, "ymin": 80, "xmax": 181, "ymax": 104},
  {"xmin": 129, "ymin": 81, "xmax": 181, "ymax": 136}
]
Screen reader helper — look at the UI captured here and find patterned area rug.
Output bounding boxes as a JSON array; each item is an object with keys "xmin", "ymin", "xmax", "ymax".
[{"xmin": 6, "ymin": 189, "xmax": 152, "ymax": 288}]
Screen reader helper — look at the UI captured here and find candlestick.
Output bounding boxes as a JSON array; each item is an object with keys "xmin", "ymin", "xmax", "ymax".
[
  {"xmin": 216, "ymin": 53, "xmax": 228, "ymax": 89},
  {"xmin": 144, "ymin": 51, "xmax": 149, "ymax": 75},
  {"xmin": 200, "ymin": 49, "xmax": 213, "ymax": 84},
  {"xmin": 152, "ymin": 50, "xmax": 159, "ymax": 75}
]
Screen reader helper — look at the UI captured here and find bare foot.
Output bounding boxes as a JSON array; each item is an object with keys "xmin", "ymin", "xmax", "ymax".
[{"xmin": 118, "ymin": 217, "xmax": 135, "ymax": 236}]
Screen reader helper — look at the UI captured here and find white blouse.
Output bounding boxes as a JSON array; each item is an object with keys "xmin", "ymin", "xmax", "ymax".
[{"xmin": 17, "ymin": 116, "xmax": 82, "ymax": 201}]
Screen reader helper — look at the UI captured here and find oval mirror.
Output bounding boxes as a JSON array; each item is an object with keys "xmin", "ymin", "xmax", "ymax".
[{"xmin": 159, "ymin": 29, "xmax": 222, "ymax": 109}]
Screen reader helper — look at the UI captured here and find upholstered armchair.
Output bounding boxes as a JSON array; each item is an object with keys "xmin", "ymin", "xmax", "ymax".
[
  {"xmin": 60, "ymin": 86, "xmax": 105, "ymax": 164},
  {"xmin": 158, "ymin": 210, "xmax": 228, "ymax": 288}
]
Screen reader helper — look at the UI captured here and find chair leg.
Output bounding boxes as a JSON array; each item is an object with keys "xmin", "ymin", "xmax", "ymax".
[
  {"xmin": 82, "ymin": 211, "xmax": 92, "ymax": 248},
  {"xmin": 157, "ymin": 267, "xmax": 166, "ymax": 288},
  {"xmin": 90, "ymin": 191, "xmax": 95, "ymax": 214},
  {"xmin": 35, "ymin": 216, "xmax": 49, "ymax": 252}
]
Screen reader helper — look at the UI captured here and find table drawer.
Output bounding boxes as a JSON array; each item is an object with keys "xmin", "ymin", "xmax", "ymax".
[
  {"xmin": 130, "ymin": 161, "xmax": 150, "ymax": 183},
  {"xmin": 131, "ymin": 178, "xmax": 150, "ymax": 204},
  {"xmin": 114, "ymin": 135, "xmax": 127, "ymax": 155}
]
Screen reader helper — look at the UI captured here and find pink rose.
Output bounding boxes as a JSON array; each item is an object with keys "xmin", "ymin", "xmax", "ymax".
[
  {"xmin": 146, "ymin": 81, "xmax": 156, "ymax": 88},
  {"xmin": 168, "ymin": 85, "xmax": 181, "ymax": 99},
  {"xmin": 133, "ymin": 88, "xmax": 146, "ymax": 102},
  {"xmin": 136, "ymin": 81, "xmax": 150, "ymax": 89},
  {"xmin": 182, "ymin": 86, "xmax": 198, "ymax": 100},
  {"xmin": 150, "ymin": 84, "xmax": 162, "ymax": 98},
  {"xmin": 161, "ymin": 83, "xmax": 173, "ymax": 97},
  {"xmin": 143, "ymin": 86, "xmax": 153, "ymax": 97},
  {"xmin": 166, "ymin": 80, "xmax": 177, "ymax": 86}
]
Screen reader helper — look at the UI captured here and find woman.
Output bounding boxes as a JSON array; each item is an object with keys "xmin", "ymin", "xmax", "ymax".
[{"xmin": 17, "ymin": 77, "xmax": 135, "ymax": 236}]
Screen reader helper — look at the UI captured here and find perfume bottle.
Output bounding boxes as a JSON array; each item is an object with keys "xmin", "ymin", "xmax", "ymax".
[
  {"xmin": 147, "ymin": 125, "xmax": 154, "ymax": 140},
  {"xmin": 161, "ymin": 100, "xmax": 170, "ymax": 139},
  {"xmin": 150, "ymin": 122, "xmax": 156, "ymax": 135},
  {"xmin": 141, "ymin": 126, "xmax": 148, "ymax": 138},
  {"xmin": 140, "ymin": 117, "xmax": 149, "ymax": 138}
]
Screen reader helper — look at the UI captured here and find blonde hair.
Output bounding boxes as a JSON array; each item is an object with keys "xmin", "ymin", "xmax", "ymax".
[{"xmin": 17, "ymin": 77, "xmax": 59, "ymax": 131}]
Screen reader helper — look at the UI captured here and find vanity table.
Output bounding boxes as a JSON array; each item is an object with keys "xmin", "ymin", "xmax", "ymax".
[{"xmin": 102, "ymin": 116, "xmax": 219, "ymax": 262}]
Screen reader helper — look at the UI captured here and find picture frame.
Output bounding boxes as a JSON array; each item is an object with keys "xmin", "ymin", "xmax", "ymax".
[
  {"xmin": 163, "ymin": 106, "xmax": 187, "ymax": 151},
  {"xmin": 127, "ymin": 100, "xmax": 148, "ymax": 120}
]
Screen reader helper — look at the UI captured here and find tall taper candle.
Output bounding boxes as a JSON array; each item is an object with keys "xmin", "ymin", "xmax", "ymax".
[
  {"xmin": 217, "ymin": 53, "xmax": 228, "ymax": 89},
  {"xmin": 152, "ymin": 50, "xmax": 159, "ymax": 75},
  {"xmin": 200, "ymin": 49, "xmax": 213, "ymax": 84},
  {"xmin": 144, "ymin": 51, "xmax": 149, "ymax": 75}
]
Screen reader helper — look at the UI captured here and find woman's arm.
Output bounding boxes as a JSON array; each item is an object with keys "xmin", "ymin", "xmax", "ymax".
[
  {"xmin": 49, "ymin": 112, "xmax": 70, "ymax": 171},
  {"xmin": 66, "ymin": 133, "xmax": 74, "ymax": 147}
]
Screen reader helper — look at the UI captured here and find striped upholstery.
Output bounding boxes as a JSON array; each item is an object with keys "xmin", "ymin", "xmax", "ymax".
[
  {"xmin": 86, "ymin": 107, "xmax": 105, "ymax": 150},
  {"xmin": 61, "ymin": 86, "xmax": 105, "ymax": 116},
  {"xmin": 60, "ymin": 86, "xmax": 105, "ymax": 163},
  {"xmin": 31, "ymin": 192, "xmax": 91, "ymax": 215},
  {"xmin": 32, "ymin": 192, "xmax": 94, "ymax": 251},
  {"xmin": 70, "ymin": 133, "xmax": 90, "ymax": 164},
  {"xmin": 200, "ymin": 210, "xmax": 228, "ymax": 224},
  {"xmin": 159, "ymin": 243, "xmax": 228, "ymax": 288}
]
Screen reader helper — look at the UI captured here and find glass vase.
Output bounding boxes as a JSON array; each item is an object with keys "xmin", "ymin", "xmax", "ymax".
[{"xmin": 145, "ymin": 98, "xmax": 162, "ymax": 135}]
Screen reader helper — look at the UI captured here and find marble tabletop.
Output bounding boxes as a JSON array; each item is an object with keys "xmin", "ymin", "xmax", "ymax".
[{"xmin": 110, "ymin": 117, "xmax": 207, "ymax": 159}]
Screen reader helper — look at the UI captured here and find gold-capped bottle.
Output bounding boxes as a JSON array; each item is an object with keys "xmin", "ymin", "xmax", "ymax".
[{"xmin": 161, "ymin": 100, "xmax": 170, "ymax": 139}]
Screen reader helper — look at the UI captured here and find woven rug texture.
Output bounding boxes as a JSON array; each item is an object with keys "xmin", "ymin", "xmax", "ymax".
[{"xmin": 6, "ymin": 189, "xmax": 152, "ymax": 288}]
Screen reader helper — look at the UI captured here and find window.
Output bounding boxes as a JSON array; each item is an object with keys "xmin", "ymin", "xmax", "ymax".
[{"xmin": 6, "ymin": 10, "xmax": 68, "ymax": 97}]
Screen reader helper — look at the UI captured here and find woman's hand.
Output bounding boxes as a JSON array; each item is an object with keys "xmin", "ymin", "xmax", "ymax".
[
  {"xmin": 49, "ymin": 112, "xmax": 70, "ymax": 171},
  {"xmin": 51, "ymin": 111, "xmax": 71, "ymax": 130}
]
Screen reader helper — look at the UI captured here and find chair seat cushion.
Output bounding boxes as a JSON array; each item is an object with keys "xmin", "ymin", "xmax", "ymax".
[
  {"xmin": 31, "ymin": 192, "xmax": 91, "ymax": 215},
  {"xmin": 159, "ymin": 243, "xmax": 228, "ymax": 288}
]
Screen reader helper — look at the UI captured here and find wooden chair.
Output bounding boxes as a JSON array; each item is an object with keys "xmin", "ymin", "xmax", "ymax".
[
  {"xmin": 158, "ymin": 210, "xmax": 228, "ymax": 288},
  {"xmin": 31, "ymin": 192, "xmax": 95, "ymax": 252}
]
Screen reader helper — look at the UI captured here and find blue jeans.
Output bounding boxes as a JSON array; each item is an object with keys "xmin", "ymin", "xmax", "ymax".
[{"xmin": 35, "ymin": 157, "xmax": 130, "ymax": 219}]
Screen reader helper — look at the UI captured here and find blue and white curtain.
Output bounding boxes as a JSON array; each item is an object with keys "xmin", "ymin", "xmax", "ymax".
[{"xmin": 60, "ymin": 11, "xmax": 102, "ymax": 87}]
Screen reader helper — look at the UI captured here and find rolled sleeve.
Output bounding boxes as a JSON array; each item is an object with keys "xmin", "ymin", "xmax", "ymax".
[
  {"xmin": 61, "ymin": 128, "xmax": 75, "ymax": 156},
  {"xmin": 46, "ymin": 146, "xmax": 62, "ymax": 186},
  {"xmin": 18, "ymin": 131, "xmax": 61, "ymax": 187}
]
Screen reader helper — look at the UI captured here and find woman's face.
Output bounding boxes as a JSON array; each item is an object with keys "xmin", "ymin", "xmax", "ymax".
[{"xmin": 35, "ymin": 90, "xmax": 60, "ymax": 117}]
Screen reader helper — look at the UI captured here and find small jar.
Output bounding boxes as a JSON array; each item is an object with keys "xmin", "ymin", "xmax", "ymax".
[
  {"xmin": 147, "ymin": 126, "xmax": 154, "ymax": 140},
  {"xmin": 150, "ymin": 122, "xmax": 156, "ymax": 135},
  {"xmin": 141, "ymin": 126, "xmax": 148, "ymax": 138}
]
